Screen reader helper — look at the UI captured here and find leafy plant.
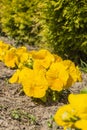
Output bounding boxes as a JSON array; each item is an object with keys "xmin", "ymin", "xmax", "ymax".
[
  {"xmin": 0, "ymin": 0, "xmax": 42, "ymax": 45},
  {"xmin": 80, "ymin": 87, "xmax": 87, "ymax": 94},
  {"xmin": 80, "ymin": 59, "xmax": 87, "ymax": 73},
  {"xmin": 47, "ymin": 115, "xmax": 54, "ymax": 128},
  {"xmin": 40, "ymin": 0, "xmax": 87, "ymax": 63},
  {"xmin": 11, "ymin": 110, "xmax": 21, "ymax": 120},
  {"xmin": 11, "ymin": 109, "xmax": 36, "ymax": 124},
  {"xmin": 0, "ymin": 0, "xmax": 87, "ymax": 63}
]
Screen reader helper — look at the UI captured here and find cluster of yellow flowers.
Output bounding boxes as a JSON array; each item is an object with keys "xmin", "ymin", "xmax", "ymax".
[
  {"xmin": 54, "ymin": 94, "xmax": 87, "ymax": 130},
  {"xmin": 0, "ymin": 40, "xmax": 82, "ymax": 98}
]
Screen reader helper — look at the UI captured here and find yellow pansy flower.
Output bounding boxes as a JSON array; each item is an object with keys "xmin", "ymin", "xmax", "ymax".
[
  {"xmin": 31, "ymin": 49, "xmax": 49, "ymax": 59},
  {"xmin": 18, "ymin": 52, "xmax": 33, "ymax": 69},
  {"xmin": 33, "ymin": 59, "xmax": 46, "ymax": 71},
  {"xmin": 46, "ymin": 62, "xmax": 69, "ymax": 91},
  {"xmin": 16, "ymin": 46, "xmax": 29, "ymax": 65},
  {"xmin": 9, "ymin": 69, "xmax": 20, "ymax": 83},
  {"xmin": 0, "ymin": 40, "xmax": 11, "ymax": 50},
  {"xmin": 19, "ymin": 52, "xmax": 31, "ymax": 63},
  {"xmin": 78, "ymin": 113, "xmax": 87, "ymax": 120},
  {"xmin": 54, "ymin": 104, "xmax": 77, "ymax": 128},
  {"xmin": 16, "ymin": 46, "xmax": 27, "ymax": 55},
  {"xmin": 17, "ymin": 67, "xmax": 30, "ymax": 83},
  {"xmin": 0, "ymin": 41, "xmax": 11, "ymax": 61},
  {"xmin": 75, "ymin": 119, "xmax": 87, "ymax": 130},
  {"xmin": 68, "ymin": 94, "xmax": 87, "ymax": 113},
  {"xmin": 54, "ymin": 93, "xmax": 87, "ymax": 130},
  {"xmin": 0, "ymin": 48, "xmax": 5, "ymax": 61},
  {"xmin": 69, "ymin": 64, "xmax": 82, "ymax": 83},
  {"xmin": 4, "ymin": 47, "xmax": 19, "ymax": 68},
  {"xmin": 63, "ymin": 60, "xmax": 82, "ymax": 83},
  {"xmin": 75, "ymin": 66, "xmax": 82, "ymax": 81},
  {"xmin": 19, "ymin": 67, "xmax": 48, "ymax": 98},
  {"xmin": 53, "ymin": 54, "xmax": 63, "ymax": 62},
  {"xmin": 15, "ymin": 46, "xmax": 34, "ymax": 68},
  {"xmin": 31, "ymin": 49, "xmax": 55, "ymax": 69},
  {"xmin": 16, "ymin": 46, "xmax": 28, "ymax": 61},
  {"xmin": 62, "ymin": 60, "xmax": 82, "ymax": 88}
]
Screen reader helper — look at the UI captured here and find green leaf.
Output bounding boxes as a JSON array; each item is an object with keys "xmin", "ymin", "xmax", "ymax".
[
  {"xmin": 80, "ymin": 87, "xmax": 87, "ymax": 94},
  {"xmin": 11, "ymin": 110, "xmax": 21, "ymax": 120},
  {"xmin": 40, "ymin": 95, "xmax": 47, "ymax": 102},
  {"xmin": 80, "ymin": 60, "xmax": 87, "ymax": 73}
]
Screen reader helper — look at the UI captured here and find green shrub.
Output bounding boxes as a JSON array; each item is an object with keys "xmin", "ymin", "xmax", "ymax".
[
  {"xmin": 0, "ymin": 0, "xmax": 87, "ymax": 63},
  {"xmin": 0, "ymin": 0, "xmax": 42, "ymax": 45},
  {"xmin": 40, "ymin": 0, "xmax": 87, "ymax": 63}
]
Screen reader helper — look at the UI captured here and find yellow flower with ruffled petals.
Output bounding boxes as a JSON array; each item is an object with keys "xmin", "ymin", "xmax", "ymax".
[
  {"xmin": 4, "ymin": 47, "xmax": 19, "ymax": 68},
  {"xmin": 75, "ymin": 119, "xmax": 87, "ymax": 130},
  {"xmin": 16, "ymin": 46, "xmax": 27, "ymax": 56},
  {"xmin": 9, "ymin": 69, "xmax": 20, "ymax": 83},
  {"xmin": 0, "ymin": 41, "xmax": 11, "ymax": 61},
  {"xmin": 31, "ymin": 49, "xmax": 55, "ymax": 69},
  {"xmin": 46, "ymin": 62, "xmax": 69, "ymax": 91},
  {"xmin": 54, "ymin": 104, "xmax": 77, "ymax": 128},
  {"xmin": 53, "ymin": 54, "xmax": 63, "ymax": 62},
  {"xmin": 19, "ymin": 67, "xmax": 48, "ymax": 98},
  {"xmin": 54, "ymin": 94, "xmax": 87, "ymax": 130},
  {"xmin": 68, "ymin": 94, "xmax": 87, "ymax": 113},
  {"xmin": 63, "ymin": 60, "xmax": 82, "ymax": 88}
]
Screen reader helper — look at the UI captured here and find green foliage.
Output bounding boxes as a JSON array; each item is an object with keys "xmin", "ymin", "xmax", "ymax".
[
  {"xmin": 11, "ymin": 109, "xmax": 36, "ymax": 124},
  {"xmin": 0, "ymin": 0, "xmax": 87, "ymax": 62},
  {"xmin": 80, "ymin": 87, "xmax": 87, "ymax": 94},
  {"xmin": 11, "ymin": 110, "xmax": 21, "ymax": 120},
  {"xmin": 47, "ymin": 115, "xmax": 54, "ymax": 128},
  {"xmin": 0, "ymin": 0, "xmax": 42, "ymax": 45},
  {"xmin": 40, "ymin": 0, "xmax": 87, "ymax": 63},
  {"xmin": 80, "ymin": 59, "xmax": 87, "ymax": 73}
]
